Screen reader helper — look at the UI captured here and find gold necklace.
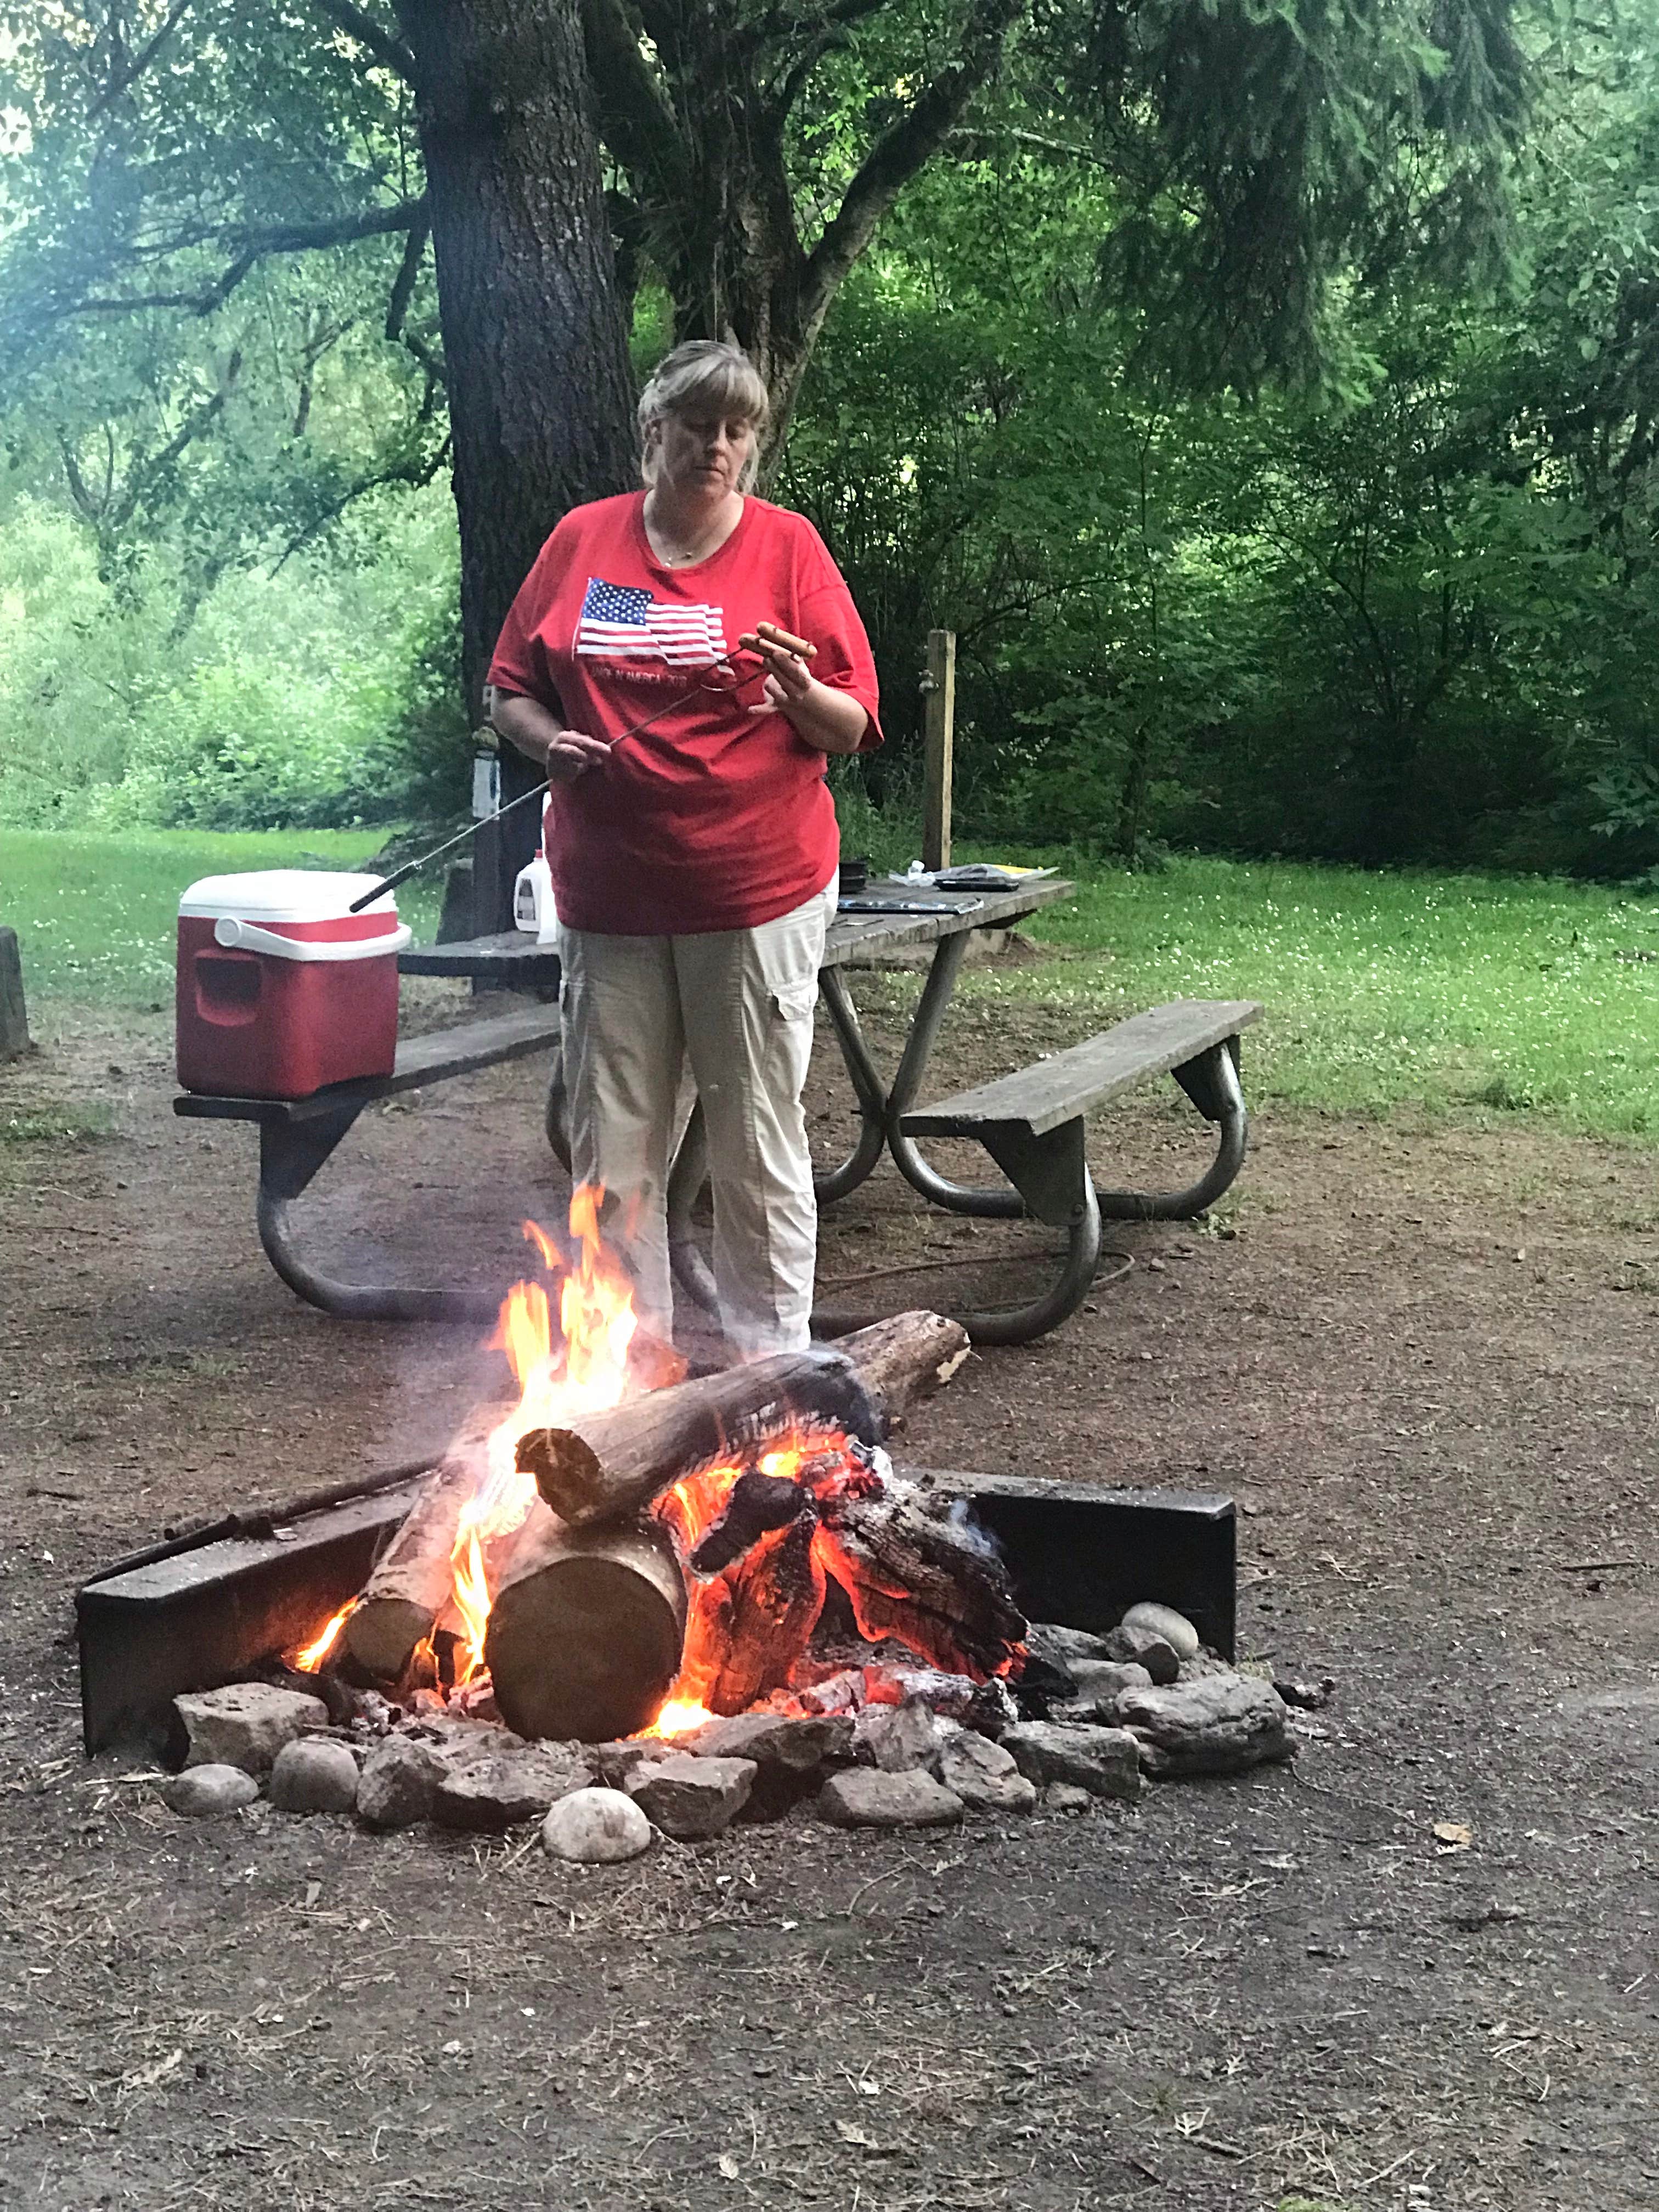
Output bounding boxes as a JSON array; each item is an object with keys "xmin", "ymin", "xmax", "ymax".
[{"xmin": 648, "ymin": 498, "xmax": 736, "ymax": 566}]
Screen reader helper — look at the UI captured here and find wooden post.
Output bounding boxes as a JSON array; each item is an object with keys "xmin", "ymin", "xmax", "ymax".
[
  {"xmin": 922, "ymin": 628, "xmax": 955, "ymax": 872},
  {"xmin": 0, "ymin": 929, "xmax": 31, "ymax": 1062}
]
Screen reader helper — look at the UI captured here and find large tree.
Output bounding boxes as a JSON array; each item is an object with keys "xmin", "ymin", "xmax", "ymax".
[{"xmin": 3, "ymin": 0, "xmax": 1531, "ymax": 857}]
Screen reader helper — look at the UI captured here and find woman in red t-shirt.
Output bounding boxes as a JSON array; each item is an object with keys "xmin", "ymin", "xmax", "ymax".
[{"xmin": 489, "ymin": 340, "xmax": 882, "ymax": 1357}]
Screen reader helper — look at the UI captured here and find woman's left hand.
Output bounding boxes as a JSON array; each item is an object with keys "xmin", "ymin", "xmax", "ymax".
[
  {"xmin": 747, "ymin": 634, "xmax": 815, "ymax": 714},
  {"xmin": 742, "ymin": 625, "xmax": 870, "ymax": 753}
]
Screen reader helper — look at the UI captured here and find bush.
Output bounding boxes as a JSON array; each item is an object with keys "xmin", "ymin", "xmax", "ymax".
[{"xmin": 0, "ymin": 489, "xmax": 466, "ymax": 834}]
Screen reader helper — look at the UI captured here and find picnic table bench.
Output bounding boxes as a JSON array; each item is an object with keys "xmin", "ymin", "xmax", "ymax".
[
  {"xmin": 176, "ymin": 883, "xmax": 1262, "ymax": 1344},
  {"xmin": 174, "ymin": 997, "xmax": 560, "ymax": 1322}
]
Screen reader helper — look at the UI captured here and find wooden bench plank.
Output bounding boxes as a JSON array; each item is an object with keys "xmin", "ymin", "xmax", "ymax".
[
  {"xmin": 902, "ymin": 998, "xmax": 1262, "ymax": 1139},
  {"xmin": 173, "ymin": 1001, "xmax": 561, "ymax": 1127}
]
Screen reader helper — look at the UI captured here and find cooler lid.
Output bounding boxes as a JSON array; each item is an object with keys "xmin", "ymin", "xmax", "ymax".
[{"xmin": 178, "ymin": 871, "xmax": 398, "ymax": 926}]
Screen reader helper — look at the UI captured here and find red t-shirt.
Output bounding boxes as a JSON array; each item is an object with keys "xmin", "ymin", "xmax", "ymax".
[{"xmin": 487, "ymin": 492, "xmax": 882, "ymax": 934}]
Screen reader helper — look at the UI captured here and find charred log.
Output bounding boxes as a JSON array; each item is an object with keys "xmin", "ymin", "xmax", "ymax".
[
  {"xmin": 517, "ymin": 1310, "xmax": 969, "ymax": 1530},
  {"xmin": 819, "ymin": 1487, "xmax": 1025, "ymax": 1684},
  {"xmin": 690, "ymin": 1470, "xmax": 807, "ymax": 1576},
  {"xmin": 689, "ymin": 1512, "xmax": 826, "ymax": 1718}
]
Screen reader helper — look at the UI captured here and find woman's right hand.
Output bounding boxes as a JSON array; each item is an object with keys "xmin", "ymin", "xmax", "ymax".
[
  {"xmin": 544, "ymin": 730, "xmax": 612, "ymax": 783},
  {"xmin": 491, "ymin": 689, "xmax": 610, "ymax": 783}
]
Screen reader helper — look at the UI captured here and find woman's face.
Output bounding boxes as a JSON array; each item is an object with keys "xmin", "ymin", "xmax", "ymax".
[{"xmin": 653, "ymin": 407, "xmax": 758, "ymax": 499}]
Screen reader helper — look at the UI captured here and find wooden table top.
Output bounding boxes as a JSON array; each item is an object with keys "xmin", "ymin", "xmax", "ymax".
[
  {"xmin": 822, "ymin": 878, "xmax": 1073, "ymax": 967},
  {"xmin": 397, "ymin": 881, "xmax": 1074, "ymax": 986}
]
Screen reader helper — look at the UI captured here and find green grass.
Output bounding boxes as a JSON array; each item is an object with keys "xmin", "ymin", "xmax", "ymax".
[
  {"xmin": 952, "ymin": 852, "xmax": 1659, "ymax": 1139},
  {"xmin": 0, "ymin": 826, "xmax": 439, "ymax": 1003},
  {"xmin": 8, "ymin": 829, "xmax": 1659, "ymax": 1141},
  {"xmin": 1, "ymin": 1101, "xmax": 117, "ymax": 1143}
]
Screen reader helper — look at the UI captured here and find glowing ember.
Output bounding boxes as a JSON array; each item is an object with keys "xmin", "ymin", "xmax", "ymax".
[
  {"xmin": 286, "ymin": 1602, "xmax": 351, "ymax": 1673},
  {"xmin": 447, "ymin": 1188, "xmax": 641, "ymax": 1684}
]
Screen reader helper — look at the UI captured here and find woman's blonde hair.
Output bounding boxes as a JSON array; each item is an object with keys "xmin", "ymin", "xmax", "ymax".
[{"xmin": 637, "ymin": 340, "xmax": 770, "ymax": 491}]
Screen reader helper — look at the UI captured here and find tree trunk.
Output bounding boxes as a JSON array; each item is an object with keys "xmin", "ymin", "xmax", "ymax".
[
  {"xmin": 395, "ymin": 0, "xmax": 639, "ymax": 920},
  {"xmin": 516, "ymin": 1311, "xmax": 969, "ymax": 1528}
]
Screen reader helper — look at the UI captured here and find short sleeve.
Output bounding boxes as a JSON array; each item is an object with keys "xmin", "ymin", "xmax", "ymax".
[
  {"xmin": 795, "ymin": 525, "xmax": 883, "ymax": 753},
  {"xmin": 486, "ymin": 526, "xmax": 568, "ymax": 711}
]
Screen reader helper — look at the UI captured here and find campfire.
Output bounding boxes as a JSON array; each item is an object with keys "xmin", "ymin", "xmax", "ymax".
[
  {"xmin": 133, "ymin": 1190, "xmax": 1293, "ymax": 1845},
  {"xmin": 309, "ymin": 1192, "xmax": 1019, "ymax": 1749}
]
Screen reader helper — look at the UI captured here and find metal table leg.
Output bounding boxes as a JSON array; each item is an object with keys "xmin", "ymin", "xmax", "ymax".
[
  {"xmin": 879, "ymin": 937, "xmax": 1024, "ymax": 1217},
  {"xmin": 814, "ymin": 970, "xmax": 891, "ymax": 1204},
  {"xmin": 257, "ymin": 1113, "xmax": 504, "ymax": 1324},
  {"xmin": 812, "ymin": 1116, "xmax": 1107, "ymax": 1346}
]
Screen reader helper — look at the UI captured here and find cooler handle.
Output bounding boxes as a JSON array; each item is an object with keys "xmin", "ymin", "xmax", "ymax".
[{"xmin": 212, "ymin": 917, "xmax": 413, "ymax": 962}]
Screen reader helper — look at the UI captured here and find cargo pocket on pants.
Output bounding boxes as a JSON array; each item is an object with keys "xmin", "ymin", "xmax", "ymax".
[{"xmin": 769, "ymin": 978, "xmax": 819, "ymax": 1098}]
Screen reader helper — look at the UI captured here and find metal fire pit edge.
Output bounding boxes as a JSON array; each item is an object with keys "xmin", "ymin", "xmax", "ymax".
[
  {"xmin": 77, "ymin": 1464, "xmax": 1236, "ymax": 1754},
  {"xmin": 76, "ymin": 1474, "xmax": 430, "ymax": 1755},
  {"xmin": 910, "ymin": 1468, "xmax": 1237, "ymax": 1661}
]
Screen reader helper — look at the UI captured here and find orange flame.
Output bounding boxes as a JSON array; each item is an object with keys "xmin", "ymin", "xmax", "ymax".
[
  {"xmin": 446, "ymin": 1190, "xmax": 641, "ymax": 1684},
  {"xmin": 287, "ymin": 1602, "xmax": 351, "ymax": 1674}
]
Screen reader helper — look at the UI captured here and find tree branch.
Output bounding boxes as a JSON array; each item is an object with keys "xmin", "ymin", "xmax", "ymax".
[
  {"xmin": 383, "ymin": 206, "xmax": 431, "ymax": 341},
  {"xmin": 579, "ymin": 0, "xmax": 692, "ymax": 202},
  {"xmin": 746, "ymin": 0, "xmax": 890, "ymax": 47},
  {"xmin": 802, "ymin": 0, "xmax": 1023, "ymax": 330},
  {"xmin": 311, "ymin": 0, "xmax": 418, "ymax": 85},
  {"xmin": 271, "ymin": 433, "xmax": 453, "ymax": 572},
  {"xmin": 109, "ymin": 348, "xmax": 244, "ymax": 531},
  {"xmin": 949, "ymin": 126, "xmax": 1113, "ymax": 171},
  {"xmin": 89, "ymin": 0, "xmax": 196, "ymax": 116},
  {"xmin": 78, "ymin": 198, "xmax": 428, "ymax": 318}
]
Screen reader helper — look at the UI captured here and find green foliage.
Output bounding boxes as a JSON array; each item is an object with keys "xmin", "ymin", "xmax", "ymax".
[
  {"xmin": 0, "ymin": 486, "xmax": 465, "ymax": 833},
  {"xmin": 1, "ymin": 0, "xmax": 1656, "ymax": 890}
]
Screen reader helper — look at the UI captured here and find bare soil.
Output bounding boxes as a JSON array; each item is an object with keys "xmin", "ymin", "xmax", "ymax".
[{"xmin": 1, "ymin": 979, "xmax": 1655, "ymax": 2212}]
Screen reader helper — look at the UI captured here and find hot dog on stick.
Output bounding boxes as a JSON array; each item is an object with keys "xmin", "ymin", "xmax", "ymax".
[{"xmin": 738, "ymin": 620, "xmax": 817, "ymax": 660}]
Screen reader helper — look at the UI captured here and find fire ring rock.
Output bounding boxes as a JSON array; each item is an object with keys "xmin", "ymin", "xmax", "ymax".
[
  {"xmin": 431, "ymin": 1743, "xmax": 593, "ymax": 1833},
  {"xmin": 625, "ymin": 1754, "xmax": 756, "ymax": 1839},
  {"xmin": 174, "ymin": 1684, "xmax": 330, "ymax": 1775},
  {"xmin": 680, "ymin": 1712, "xmax": 856, "ymax": 1821},
  {"xmin": 1100, "ymin": 1624, "xmax": 1180, "ymax": 1685},
  {"xmin": 1001, "ymin": 1722, "xmax": 1144, "ymax": 1803},
  {"xmin": 819, "ymin": 1768, "xmax": 964, "ymax": 1829},
  {"xmin": 268, "ymin": 1738, "xmax": 360, "ymax": 1814},
  {"xmin": 542, "ymin": 1787, "xmax": 652, "ymax": 1864},
  {"xmin": 356, "ymin": 1737, "xmax": 446, "ymax": 1830},
  {"xmin": 163, "ymin": 1764, "xmax": 260, "ymax": 1818},
  {"xmin": 1117, "ymin": 1672, "xmax": 1295, "ymax": 1777},
  {"xmin": 1050, "ymin": 1660, "xmax": 1154, "ymax": 1723},
  {"xmin": 854, "ymin": 1696, "xmax": 945, "ymax": 1774},
  {"xmin": 936, "ymin": 1731, "xmax": 1036, "ymax": 1813},
  {"xmin": 1119, "ymin": 1601, "xmax": 1201, "ymax": 1661}
]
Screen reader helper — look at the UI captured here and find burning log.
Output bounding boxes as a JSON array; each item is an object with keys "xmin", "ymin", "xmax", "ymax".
[
  {"xmin": 342, "ymin": 1410, "xmax": 506, "ymax": 1681},
  {"xmin": 818, "ymin": 1486, "xmax": 1026, "ymax": 1683},
  {"xmin": 686, "ymin": 1511, "xmax": 827, "ymax": 1717},
  {"xmin": 517, "ymin": 1310, "xmax": 970, "ymax": 1530},
  {"xmin": 483, "ymin": 1508, "xmax": 687, "ymax": 1742}
]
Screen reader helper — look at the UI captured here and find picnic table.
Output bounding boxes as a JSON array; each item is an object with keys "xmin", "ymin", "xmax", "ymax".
[{"xmin": 176, "ymin": 879, "xmax": 1260, "ymax": 1342}]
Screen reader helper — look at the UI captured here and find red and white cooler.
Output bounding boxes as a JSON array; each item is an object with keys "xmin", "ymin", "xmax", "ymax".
[{"xmin": 176, "ymin": 871, "xmax": 411, "ymax": 1099}]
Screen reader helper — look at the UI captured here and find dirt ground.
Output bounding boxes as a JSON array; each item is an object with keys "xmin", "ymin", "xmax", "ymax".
[{"xmin": 1, "ymin": 974, "xmax": 1656, "ymax": 2212}]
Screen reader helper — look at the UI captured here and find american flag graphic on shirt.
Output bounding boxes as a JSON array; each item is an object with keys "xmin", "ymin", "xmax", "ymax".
[{"xmin": 575, "ymin": 577, "xmax": 727, "ymax": 664}]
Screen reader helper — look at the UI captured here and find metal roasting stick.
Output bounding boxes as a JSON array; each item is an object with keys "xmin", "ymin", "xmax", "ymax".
[{"xmin": 346, "ymin": 637, "xmax": 812, "ymax": 914}]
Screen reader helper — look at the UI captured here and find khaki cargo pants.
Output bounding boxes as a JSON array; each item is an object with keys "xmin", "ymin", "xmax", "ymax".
[{"xmin": 557, "ymin": 877, "xmax": 836, "ymax": 1357}]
